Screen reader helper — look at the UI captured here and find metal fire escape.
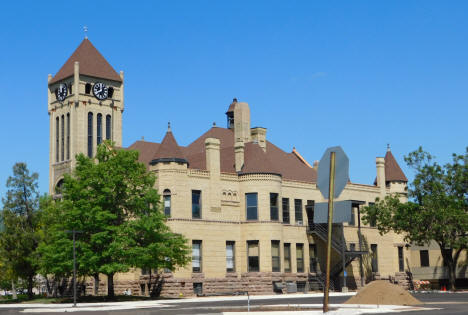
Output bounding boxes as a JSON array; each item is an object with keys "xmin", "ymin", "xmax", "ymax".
[{"xmin": 308, "ymin": 223, "xmax": 368, "ymax": 291}]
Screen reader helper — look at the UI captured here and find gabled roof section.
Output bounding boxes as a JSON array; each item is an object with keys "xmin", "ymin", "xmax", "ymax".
[
  {"xmin": 49, "ymin": 39, "xmax": 122, "ymax": 84},
  {"xmin": 127, "ymin": 140, "xmax": 160, "ymax": 168},
  {"xmin": 150, "ymin": 129, "xmax": 187, "ymax": 165},
  {"xmin": 384, "ymin": 150, "xmax": 408, "ymax": 182},
  {"xmin": 241, "ymin": 142, "xmax": 280, "ymax": 175}
]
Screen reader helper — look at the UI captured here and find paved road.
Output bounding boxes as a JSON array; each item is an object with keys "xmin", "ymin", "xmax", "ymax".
[{"xmin": 1, "ymin": 292, "xmax": 467, "ymax": 314}]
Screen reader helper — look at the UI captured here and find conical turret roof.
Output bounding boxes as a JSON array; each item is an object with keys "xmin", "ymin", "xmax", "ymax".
[
  {"xmin": 150, "ymin": 126, "xmax": 187, "ymax": 165},
  {"xmin": 49, "ymin": 39, "xmax": 122, "ymax": 84},
  {"xmin": 384, "ymin": 149, "xmax": 408, "ymax": 182}
]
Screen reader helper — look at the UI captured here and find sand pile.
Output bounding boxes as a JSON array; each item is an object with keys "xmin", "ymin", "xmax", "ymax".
[{"xmin": 345, "ymin": 280, "xmax": 421, "ymax": 306}]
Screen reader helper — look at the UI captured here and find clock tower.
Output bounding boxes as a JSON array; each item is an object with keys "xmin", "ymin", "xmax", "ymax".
[{"xmin": 48, "ymin": 39, "xmax": 124, "ymax": 194}]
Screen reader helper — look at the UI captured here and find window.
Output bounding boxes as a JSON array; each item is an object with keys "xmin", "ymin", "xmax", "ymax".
[
  {"xmin": 163, "ymin": 189, "xmax": 171, "ymax": 217},
  {"xmin": 85, "ymin": 83, "xmax": 91, "ymax": 94},
  {"xmin": 371, "ymin": 244, "xmax": 378, "ymax": 272},
  {"xmin": 192, "ymin": 240, "xmax": 202, "ymax": 272},
  {"xmin": 87, "ymin": 112, "xmax": 93, "ymax": 157},
  {"xmin": 193, "ymin": 282, "xmax": 203, "ymax": 295},
  {"xmin": 349, "ymin": 206, "xmax": 356, "ymax": 226},
  {"xmin": 306, "ymin": 200, "xmax": 314, "ymax": 227},
  {"xmin": 192, "ymin": 190, "xmax": 201, "ymax": 219},
  {"xmin": 61, "ymin": 115, "xmax": 64, "ymax": 161},
  {"xmin": 68, "ymin": 83, "xmax": 72, "ymax": 94},
  {"xmin": 309, "ymin": 244, "xmax": 318, "ymax": 273},
  {"xmin": 420, "ymin": 250, "xmax": 429, "ymax": 267},
  {"xmin": 350, "ymin": 243, "xmax": 356, "ymax": 251},
  {"xmin": 247, "ymin": 240, "xmax": 259, "ymax": 272},
  {"xmin": 55, "ymin": 117, "xmax": 59, "ymax": 162},
  {"xmin": 284, "ymin": 243, "xmax": 291, "ymax": 272},
  {"xmin": 294, "ymin": 199, "xmax": 303, "ymax": 224},
  {"xmin": 66, "ymin": 113, "xmax": 70, "ymax": 160},
  {"xmin": 398, "ymin": 246, "xmax": 404, "ymax": 272},
  {"xmin": 271, "ymin": 241, "xmax": 280, "ymax": 272},
  {"xmin": 106, "ymin": 115, "xmax": 111, "ymax": 140},
  {"xmin": 97, "ymin": 113, "xmax": 102, "ymax": 146},
  {"xmin": 108, "ymin": 87, "xmax": 114, "ymax": 98},
  {"xmin": 282, "ymin": 198, "xmax": 290, "ymax": 224},
  {"xmin": 270, "ymin": 193, "xmax": 279, "ymax": 221},
  {"xmin": 296, "ymin": 243, "xmax": 304, "ymax": 273},
  {"xmin": 227, "ymin": 112, "xmax": 234, "ymax": 129},
  {"xmin": 226, "ymin": 241, "xmax": 235, "ymax": 272},
  {"xmin": 246, "ymin": 193, "xmax": 258, "ymax": 220},
  {"xmin": 368, "ymin": 202, "xmax": 376, "ymax": 227}
]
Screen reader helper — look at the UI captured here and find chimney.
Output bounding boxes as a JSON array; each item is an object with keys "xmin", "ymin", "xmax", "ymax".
[
  {"xmin": 376, "ymin": 157, "xmax": 386, "ymax": 196},
  {"xmin": 233, "ymin": 102, "xmax": 251, "ymax": 143},
  {"xmin": 251, "ymin": 127, "xmax": 267, "ymax": 151},
  {"xmin": 205, "ymin": 138, "xmax": 220, "ymax": 176},
  {"xmin": 235, "ymin": 141, "xmax": 244, "ymax": 172},
  {"xmin": 313, "ymin": 160, "xmax": 319, "ymax": 170}
]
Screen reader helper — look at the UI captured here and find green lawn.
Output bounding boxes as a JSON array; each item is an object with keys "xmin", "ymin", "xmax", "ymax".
[{"xmin": 0, "ymin": 294, "xmax": 166, "ymax": 304}]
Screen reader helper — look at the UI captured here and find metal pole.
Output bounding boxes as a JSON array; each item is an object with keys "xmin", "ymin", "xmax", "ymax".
[
  {"xmin": 323, "ymin": 151, "xmax": 336, "ymax": 313},
  {"xmin": 342, "ymin": 225, "xmax": 347, "ymax": 291},
  {"xmin": 73, "ymin": 229, "xmax": 77, "ymax": 307},
  {"xmin": 358, "ymin": 206, "xmax": 364, "ymax": 287}
]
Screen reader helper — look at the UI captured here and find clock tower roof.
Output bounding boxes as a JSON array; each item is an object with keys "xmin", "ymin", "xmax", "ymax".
[{"xmin": 49, "ymin": 39, "xmax": 122, "ymax": 84}]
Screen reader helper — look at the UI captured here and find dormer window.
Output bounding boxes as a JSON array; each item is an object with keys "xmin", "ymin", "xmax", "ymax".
[{"xmin": 85, "ymin": 83, "xmax": 91, "ymax": 94}]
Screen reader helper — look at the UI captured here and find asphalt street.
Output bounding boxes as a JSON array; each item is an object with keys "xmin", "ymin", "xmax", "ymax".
[{"xmin": 0, "ymin": 292, "xmax": 467, "ymax": 314}]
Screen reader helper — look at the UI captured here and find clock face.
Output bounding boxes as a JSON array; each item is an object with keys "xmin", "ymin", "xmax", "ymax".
[
  {"xmin": 93, "ymin": 82, "xmax": 108, "ymax": 100},
  {"xmin": 57, "ymin": 83, "xmax": 68, "ymax": 101}
]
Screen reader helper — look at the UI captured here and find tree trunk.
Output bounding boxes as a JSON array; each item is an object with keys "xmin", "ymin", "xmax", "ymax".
[
  {"xmin": 93, "ymin": 274, "xmax": 100, "ymax": 296},
  {"xmin": 149, "ymin": 269, "xmax": 152, "ymax": 297},
  {"xmin": 440, "ymin": 246, "xmax": 456, "ymax": 290},
  {"xmin": 27, "ymin": 274, "xmax": 34, "ymax": 299},
  {"xmin": 107, "ymin": 273, "xmax": 114, "ymax": 298},
  {"xmin": 11, "ymin": 280, "xmax": 17, "ymax": 300}
]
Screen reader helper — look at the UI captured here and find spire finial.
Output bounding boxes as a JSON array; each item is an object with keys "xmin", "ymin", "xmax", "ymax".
[
  {"xmin": 167, "ymin": 122, "xmax": 171, "ymax": 132},
  {"xmin": 213, "ymin": 122, "xmax": 216, "ymax": 127},
  {"xmin": 387, "ymin": 143, "xmax": 391, "ymax": 152},
  {"xmin": 83, "ymin": 26, "xmax": 88, "ymax": 39}
]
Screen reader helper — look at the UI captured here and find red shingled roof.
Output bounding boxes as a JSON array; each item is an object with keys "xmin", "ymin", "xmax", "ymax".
[
  {"xmin": 384, "ymin": 150, "xmax": 408, "ymax": 182},
  {"xmin": 127, "ymin": 141, "xmax": 160, "ymax": 168},
  {"xmin": 128, "ymin": 126, "xmax": 318, "ymax": 182},
  {"xmin": 151, "ymin": 130, "xmax": 187, "ymax": 164},
  {"xmin": 49, "ymin": 39, "xmax": 122, "ymax": 84}
]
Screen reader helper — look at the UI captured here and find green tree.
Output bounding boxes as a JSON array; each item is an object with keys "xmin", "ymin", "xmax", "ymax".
[
  {"xmin": 362, "ymin": 147, "xmax": 468, "ymax": 290},
  {"xmin": 47, "ymin": 141, "xmax": 189, "ymax": 298},
  {"xmin": 0, "ymin": 163, "xmax": 42, "ymax": 299}
]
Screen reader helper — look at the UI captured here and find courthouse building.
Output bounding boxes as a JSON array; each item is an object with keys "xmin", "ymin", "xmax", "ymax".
[{"xmin": 48, "ymin": 39, "xmax": 416, "ymax": 296}]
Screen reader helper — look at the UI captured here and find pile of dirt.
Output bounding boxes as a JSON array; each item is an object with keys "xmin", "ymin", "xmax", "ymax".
[{"xmin": 345, "ymin": 280, "xmax": 422, "ymax": 306}]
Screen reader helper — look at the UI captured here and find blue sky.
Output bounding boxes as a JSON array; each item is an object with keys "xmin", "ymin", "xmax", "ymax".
[{"xmin": 0, "ymin": 1, "xmax": 467, "ymax": 197}]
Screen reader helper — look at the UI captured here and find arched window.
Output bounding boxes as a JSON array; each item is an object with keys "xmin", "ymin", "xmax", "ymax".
[
  {"xmin": 85, "ymin": 83, "xmax": 91, "ymax": 94},
  {"xmin": 66, "ymin": 113, "xmax": 70, "ymax": 160},
  {"xmin": 97, "ymin": 113, "xmax": 102, "ymax": 146},
  {"xmin": 55, "ymin": 117, "xmax": 59, "ymax": 162},
  {"xmin": 88, "ymin": 112, "xmax": 93, "ymax": 157},
  {"xmin": 61, "ymin": 115, "xmax": 65, "ymax": 161},
  {"xmin": 108, "ymin": 87, "xmax": 114, "ymax": 98},
  {"xmin": 163, "ymin": 189, "xmax": 171, "ymax": 217},
  {"xmin": 55, "ymin": 178, "xmax": 64, "ymax": 194},
  {"xmin": 106, "ymin": 114, "xmax": 112, "ymax": 140}
]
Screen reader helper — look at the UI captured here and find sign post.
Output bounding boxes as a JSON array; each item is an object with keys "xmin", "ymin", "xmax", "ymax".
[{"xmin": 316, "ymin": 146, "xmax": 349, "ymax": 313}]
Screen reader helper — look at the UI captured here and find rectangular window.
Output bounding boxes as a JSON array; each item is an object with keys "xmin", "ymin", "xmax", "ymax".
[
  {"xmin": 192, "ymin": 190, "xmax": 201, "ymax": 219},
  {"xmin": 296, "ymin": 243, "xmax": 304, "ymax": 273},
  {"xmin": 420, "ymin": 250, "xmax": 429, "ymax": 267},
  {"xmin": 66, "ymin": 113, "xmax": 70, "ymax": 160},
  {"xmin": 282, "ymin": 198, "xmax": 290, "ymax": 224},
  {"xmin": 193, "ymin": 282, "xmax": 203, "ymax": 295},
  {"xmin": 294, "ymin": 199, "xmax": 303, "ymax": 224},
  {"xmin": 270, "ymin": 193, "xmax": 279, "ymax": 221},
  {"xmin": 306, "ymin": 200, "xmax": 314, "ymax": 228},
  {"xmin": 371, "ymin": 244, "xmax": 378, "ymax": 272},
  {"xmin": 56, "ymin": 117, "xmax": 59, "ymax": 162},
  {"xmin": 87, "ymin": 112, "xmax": 93, "ymax": 157},
  {"xmin": 163, "ymin": 195, "xmax": 171, "ymax": 217},
  {"xmin": 246, "ymin": 193, "xmax": 258, "ymax": 220},
  {"xmin": 398, "ymin": 246, "xmax": 404, "ymax": 272},
  {"xmin": 284, "ymin": 243, "xmax": 291, "ymax": 272},
  {"xmin": 97, "ymin": 113, "xmax": 102, "ymax": 146},
  {"xmin": 368, "ymin": 202, "xmax": 376, "ymax": 227},
  {"xmin": 309, "ymin": 244, "xmax": 318, "ymax": 273},
  {"xmin": 247, "ymin": 240, "xmax": 259, "ymax": 272},
  {"xmin": 192, "ymin": 240, "xmax": 202, "ymax": 272},
  {"xmin": 226, "ymin": 241, "xmax": 235, "ymax": 272},
  {"xmin": 271, "ymin": 240, "xmax": 280, "ymax": 272},
  {"xmin": 61, "ymin": 115, "xmax": 64, "ymax": 161},
  {"xmin": 106, "ymin": 115, "xmax": 112, "ymax": 140}
]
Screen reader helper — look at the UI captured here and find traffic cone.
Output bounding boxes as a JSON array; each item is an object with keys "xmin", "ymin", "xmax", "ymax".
[{"xmin": 442, "ymin": 285, "xmax": 446, "ymax": 292}]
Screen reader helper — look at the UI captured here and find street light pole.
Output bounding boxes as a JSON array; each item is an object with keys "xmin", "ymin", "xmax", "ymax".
[{"xmin": 66, "ymin": 229, "xmax": 82, "ymax": 308}]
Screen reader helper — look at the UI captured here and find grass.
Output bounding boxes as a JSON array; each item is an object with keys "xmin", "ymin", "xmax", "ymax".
[{"xmin": 0, "ymin": 294, "xmax": 164, "ymax": 304}]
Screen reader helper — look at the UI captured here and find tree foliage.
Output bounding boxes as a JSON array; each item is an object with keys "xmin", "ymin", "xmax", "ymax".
[
  {"xmin": 37, "ymin": 142, "xmax": 190, "ymax": 297},
  {"xmin": 362, "ymin": 147, "xmax": 468, "ymax": 290},
  {"xmin": 0, "ymin": 163, "xmax": 42, "ymax": 299}
]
